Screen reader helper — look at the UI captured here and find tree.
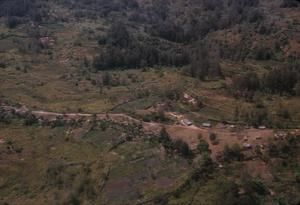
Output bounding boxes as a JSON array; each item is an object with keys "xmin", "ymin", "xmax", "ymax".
[
  {"xmin": 232, "ymin": 71, "xmax": 260, "ymax": 100},
  {"xmin": 216, "ymin": 180, "xmax": 240, "ymax": 205},
  {"xmin": 152, "ymin": 0, "xmax": 170, "ymax": 21},
  {"xmin": 95, "ymin": 74, "xmax": 104, "ymax": 93},
  {"xmin": 197, "ymin": 139, "xmax": 211, "ymax": 154},
  {"xmin": 262, "ymin": 67, "xmax": 297, "ymax": 95},
  {"xmin": 6, "ymin": 16, "xmax": 19, "ymax": 28},
  {"xmin": 102, "ymin": 72, "xmax": 111, "ymax": 86},
  {"xmin": 190, "ymin": 42, "xmax": 223, "ymax": 80},
  {"xmin": 295, "ymin": 82, "xmax": 300, "ymax": 96},
  {"xmin": 108, "ymin": 22, "xmax": 131, "ymax": 48},
  {"xmin": 174, "ymin": 140, "xmax": 192, "ymax": 158},
  {"xmin": 223, "ymin": 144, "xmax": 244, "ymax": 161},
  {"xmin": 159, "ymin": 127, "xmax": 173, "ymax": 151},
  {"xmin": 281, "ymin": 0, "xmax": 299, "ymax": 7}
]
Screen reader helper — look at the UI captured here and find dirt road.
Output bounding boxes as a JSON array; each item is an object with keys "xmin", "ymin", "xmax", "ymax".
[{"xmin": 1, "ymin": 104, "xmax": 298, "ymax": 158}]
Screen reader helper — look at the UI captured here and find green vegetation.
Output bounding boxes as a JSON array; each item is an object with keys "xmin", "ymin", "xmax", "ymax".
[{"xmin": 0, "ymin": 0, "xmax": 299, "ymax": 204}]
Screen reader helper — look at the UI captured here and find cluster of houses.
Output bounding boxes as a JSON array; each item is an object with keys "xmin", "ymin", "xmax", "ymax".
[
  {"xmin": 183, "ymin": 93, "xmax": 198, "ymax": 105},
  {"xmin": 39, "ymin": 36, "xmax": 55, "ymax": 48},
  {"xmin": 180, "ymin": 118, "xmax": 213, "ymax": 128}
]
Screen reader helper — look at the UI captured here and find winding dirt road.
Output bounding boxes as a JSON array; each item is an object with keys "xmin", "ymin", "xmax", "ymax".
[{"xmin": 1, "ymin": 104, "xmax": 299, "ymax": 158}]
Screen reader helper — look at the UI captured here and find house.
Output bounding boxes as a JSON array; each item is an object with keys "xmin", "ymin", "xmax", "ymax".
[
  {"xmin": 258, "ymin": 125, "xmax": 266, "ymax": 129},
  {"xmin": 243, "ymin": 143, "xmax": 252, "ymax": 149},
  {"xmin": 183, "ymin": 93, "xmax": 198, "ymax": 105},
  {"xmin": 39, "ymin": 36, "xmax": 55, "ymax": 48},
  {"xmin": 202, "ymin": 122, "xmax": 212, "ymax": 128},
  {"xmin": 181, "ymin": 119, "xmax": 193, "ymax": 126}
]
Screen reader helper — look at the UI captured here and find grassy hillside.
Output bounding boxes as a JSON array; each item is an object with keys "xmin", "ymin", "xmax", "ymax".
[{"xmin": 0, "ymin": 0, "xmax": 299, "ymax": 204}]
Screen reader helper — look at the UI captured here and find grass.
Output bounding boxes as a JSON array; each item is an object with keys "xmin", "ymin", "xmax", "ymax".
[{"xmin": 0, "ymin": 16, "xmax": 299, "ymax": 126}]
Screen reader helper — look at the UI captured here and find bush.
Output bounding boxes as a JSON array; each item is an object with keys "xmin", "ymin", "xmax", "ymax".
[
  {"xmin": 209, "ymin": 133, "xmax": 217, "ymax": 141},
  {"xmin": 174, "ymin": 139, "xmax": 193, "ymax": 158},
  {"xmin": 281, "ymin": 0, "xmax": 299, "ymax": 7},
  {"xmin": 223, "ymin": 144, "xmax": 244, "ymax": 161},
  {"xmin": 24, "ymin": 114, "xmax": 38, "ymax": 126},
  {"xmin": 0, "ymin": 62, "xmax": 7, "ymax": 68},
  {"xmin": 191, "ymin": 153, "xmax": 214, "ymax": 181},
  {"xmin": 159, "ymin": 127, "xmax": 173, "ymax": 151},
  {"xmin": 197, "ymin": 139, "xmax": 211, "ymax": 154},
  {"xmin": 6, "ymin": 16, "xmax": 20, "ymax": 28}
]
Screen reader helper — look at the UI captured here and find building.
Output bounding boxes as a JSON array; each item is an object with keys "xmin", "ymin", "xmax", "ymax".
[
  {"xmin": 202, "ymin": 122, "xmax": 212, "ymax": 128},
  {"xmin": 258, "ymin": 125, "xmax": 267, "ymax": 129},
  {"xmin": 181, "ymin": 119, "xmax": 193, "ymax": 126}
]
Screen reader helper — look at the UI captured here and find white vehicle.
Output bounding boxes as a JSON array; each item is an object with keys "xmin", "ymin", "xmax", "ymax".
[
  {"xmin": 202, "ymin": 122, "xmax": 212, "ymax": 128},
  {"xmin": 181, "ymin": 119, "xmax": 193, "ymax": 126}
]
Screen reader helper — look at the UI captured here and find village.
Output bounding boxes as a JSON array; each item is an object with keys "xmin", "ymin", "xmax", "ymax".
[{"xmin": 1, "ymin": 99, "xmax": 299, "ymax": 162}]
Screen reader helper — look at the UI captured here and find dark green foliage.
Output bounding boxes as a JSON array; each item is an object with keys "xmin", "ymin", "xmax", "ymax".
[
  {"xmin": 232, "ymin": 71, "xmax": 260, "ymax": 100},
  {"xmin": 24, "ymin": 114, "xmax": 38, "ymax": 126},
  {"xmin": 149, "ymin": 20, "xmax": 185, "ymax": 43},
  {"xmin": 268, "ymin": 136, "xmax": 299, "ymax": 158},
  {"xmin": 295, "ymin": 82, "xmax": 300, "ymax": 96},
  {"xmin": 248, "ymin": 106, "xmax": 270, "ymax": 127},
  {"xmin": 216, "ymin": 175, "xmax": 269, "ymax": 205},
  {"xmin": 197, "ymin": 139, "xmax": 211, "ymax": 154},
  {"xmin": 0, "ymin": 62, "xmax": 6, "ymax": 68},
  {"xmin": 262, "ymin": 67, "xmax": 298, "ymax": 95},
  {"xmin": 209, "ymin": 133, "xmax": 217, "ymax": 142},
  {"xmin": 159, "ymin": 127, "xmax": 173, "ymax": 152},
  {"xmin": 280, "ymin": 0, "xmax": 299, "ymax": 7},
  {"xmin": 223, "ymin": 144, "xmax": 244, "ymax": 162},
  {"xmin": 0, "ymin": 108, "xmax": 12, "ymax": 124},
  {"xmin": 254, "ymin": 46, "xmax": 273, "ymax": 60},
  {"xmin": 191, "ymin": 153, "xmax": 214, "ymax": 181},
  {"xmin": 107, "ymin": 22, "xmax": 131, "ymax": 48},
  {"xmin": 164, "ymin": 88, "xmax": 181, "ymax": 101},
  {"xmin": 174, "ymin": 139, "xmax": 193, "ymax": 158},
  {"xmin": 6, "ymin": 16, "xmax": 20, "ymax": 28},
  {"xmin": 189, "ymin": 42, "xmax": 223, "ymax": 80},
  {"xmin": 216, "ymin": 180, "xmax": 240, "ymax": 205},
  {"xmin": 0, "ymin": 0, "xmax": 45, "ymax": 24},
  {"xmin": 159, "ymin": 128, "xmax": 193, "ymax": 158},
  {"xmin": 94, "ymin": 43, "xmax": 189, "ymax": 70},
  {"xmin": 233, "ymin": 62, "xmax": 300, "ymax": 98}
]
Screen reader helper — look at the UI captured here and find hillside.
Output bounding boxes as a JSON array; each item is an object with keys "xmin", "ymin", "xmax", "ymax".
[{"xmin": 0, "ymin": 0, "xmax": 300, "ymax": 205}]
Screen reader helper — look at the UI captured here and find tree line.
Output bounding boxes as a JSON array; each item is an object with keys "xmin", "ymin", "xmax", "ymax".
[
  {"xmin": 232, "ymin": 62, "xmax": 300, "ymax": 100},
  {"xmin": 93, "ymin": 22, "xmax": 190, "ymax": 70}
]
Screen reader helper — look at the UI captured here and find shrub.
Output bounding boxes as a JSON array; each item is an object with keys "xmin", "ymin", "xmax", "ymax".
[
  {"xmin": 197, "ymin": 139, "xmax": 211, "ymax": 154},
  {"xmin": 209, "ymin": 133, "xmax": 217, "ymax": 141},
  {"xmin": 6, "ymin": 16, "xmax": 20, "ymax": 28},
  {"xmin": 159, "ymin": 127, "xmax": 173, "ymax": 151},
  {"xmin": 174, "ymin": 139, "xmax": 193, "ymax": 158},
  {"xmin": 24, "ymin": 114, "xmax": 38, "ymax": 126},
  {"xmin": 0, "ymin": 62, "xmax": 6, "ymax": 68},
  {"xmin": 223, "ymin": 144, "xmax": 244, "ymax": 161}
]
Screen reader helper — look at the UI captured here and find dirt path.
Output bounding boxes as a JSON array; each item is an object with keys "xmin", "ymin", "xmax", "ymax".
[{"xmin": 1, "ymin": 104, "xmax": 299, "ymax": 158}]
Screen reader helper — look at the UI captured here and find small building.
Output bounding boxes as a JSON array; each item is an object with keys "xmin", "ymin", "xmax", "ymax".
[
  {"xmin": 243, "ymin": 143, "xmax": 252, "ymax": 149},
  {"xmin": 258, "ymin": 125, "xmax": 267, "ymax": 129},
  {"xmin": 202, "ymin": 122, "xmax": 212, "ymax": 128},
  {"xmin": 181, "ymin": 119, "xmax": 193, "ymax": 126}
]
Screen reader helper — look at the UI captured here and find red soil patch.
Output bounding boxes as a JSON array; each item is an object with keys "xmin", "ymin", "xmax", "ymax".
[
  {"xmin": 166, "ymin": 125, "xmax": 274, "ymax": 160},
  {"xmin": 245, "ymin": 160, "xmax": 274, "ymax": 182}
]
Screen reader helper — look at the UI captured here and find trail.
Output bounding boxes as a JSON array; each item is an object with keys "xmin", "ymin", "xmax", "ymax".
[{"xmin": 1, "ymin": 104, "xmax": 299, "ymax": 156}]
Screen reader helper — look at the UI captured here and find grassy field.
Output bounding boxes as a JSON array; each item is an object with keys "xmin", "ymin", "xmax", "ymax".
[
  {"xmin": 0, "ymin": 18, "xmax": 299, "ymax": 127},
  {"xmin": 0, "ymin": 120, "xmax": 193, "ymax": 205}
]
